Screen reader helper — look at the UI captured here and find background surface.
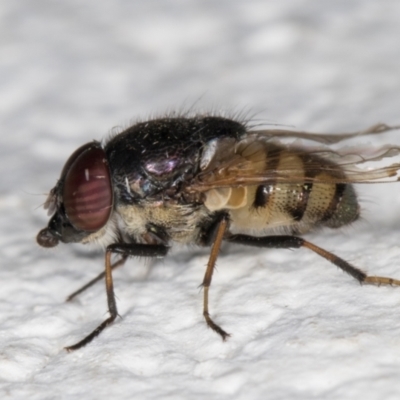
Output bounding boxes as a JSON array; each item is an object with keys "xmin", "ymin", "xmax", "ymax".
[{"xmin": 2, "ymin": 1, "xmax": 400, "ymax": 399}]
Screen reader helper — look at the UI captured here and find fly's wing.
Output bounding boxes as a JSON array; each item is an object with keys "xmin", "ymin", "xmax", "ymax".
[
  {"xmin": 250, "ymin": 123, "xmax": 400, "ymax": 144},
  {"xmin": 188, "ymin": 129, "xmax": 400, "ymax": 192}
]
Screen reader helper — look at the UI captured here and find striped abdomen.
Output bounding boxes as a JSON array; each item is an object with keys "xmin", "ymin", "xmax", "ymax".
[{"xmin": 203, "ymin": 141, "xmax": 360, "ymax": 236}]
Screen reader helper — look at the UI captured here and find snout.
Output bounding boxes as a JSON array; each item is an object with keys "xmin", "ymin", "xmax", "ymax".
[{"xmin": 36, "ymin": 228, "xmax": 59, "ymax": 248}]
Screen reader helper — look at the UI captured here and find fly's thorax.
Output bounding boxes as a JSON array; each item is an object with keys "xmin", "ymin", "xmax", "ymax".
[
  {"xmin": 115, "ymin": 201, "xmax": 214, "ymax": 245},
  {"xmin": 105, "ymin": 116, "xmax": 246, "ymax": 203}
]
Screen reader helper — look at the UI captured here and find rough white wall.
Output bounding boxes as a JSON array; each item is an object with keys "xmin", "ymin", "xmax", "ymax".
[{"xmin": 2, "ymin": 1, "xmax": 400, "ymax": 399}]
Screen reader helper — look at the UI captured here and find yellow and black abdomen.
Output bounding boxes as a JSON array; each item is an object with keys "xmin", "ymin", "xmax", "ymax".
[{"xmin": 203, "ymin": 142, "xmax": 360, "ymax": 236}]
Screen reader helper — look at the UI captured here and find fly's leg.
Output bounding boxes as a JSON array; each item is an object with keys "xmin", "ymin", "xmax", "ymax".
[
  {"xmin": 202, "ymin": 216, "xmax": 230, "ymax": 340},
  {"xmin": 65, "ymin": 243, "xmax": 168, "ymax": 351},
  {"xmin": 227, "ymin": 235, "xmax": 400, "ymax": 286},
  {"xmin": 66, "ymin": 255, "xmax": 128, "ymax": 301}
]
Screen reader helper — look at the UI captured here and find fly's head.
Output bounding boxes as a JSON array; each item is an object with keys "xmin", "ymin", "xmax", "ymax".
[{"xmin": 37, "ymin": 141, "xmax": 114, "ymax": 248}]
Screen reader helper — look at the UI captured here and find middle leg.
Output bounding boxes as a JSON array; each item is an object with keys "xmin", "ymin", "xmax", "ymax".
[{"xmin": 202, "ymin": 215, "xmax": 230, "ymax": 340}]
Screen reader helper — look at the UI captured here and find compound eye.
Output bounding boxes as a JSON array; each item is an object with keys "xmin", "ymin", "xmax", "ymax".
[{"xmin": 62, "ymin": 144, "xmax": 113, "ymax": 232}]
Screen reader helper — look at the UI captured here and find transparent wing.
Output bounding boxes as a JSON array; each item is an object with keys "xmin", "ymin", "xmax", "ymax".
[
  {"xmin": 188, "ymin": 131, "xmax": 400, "ymax": 192},
  {"xmin": 250, "ymin": 123, "xmax": 400, "ymax": 144}
]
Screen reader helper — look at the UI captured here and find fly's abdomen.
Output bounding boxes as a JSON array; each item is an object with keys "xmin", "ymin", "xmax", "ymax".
[
  {"xmin": 203, "ymin": 143, "xmax": 360, "ymax": 236},
  {"xmin": 312, "ymin": 180, "xmax": 359, "ymax": 229}
]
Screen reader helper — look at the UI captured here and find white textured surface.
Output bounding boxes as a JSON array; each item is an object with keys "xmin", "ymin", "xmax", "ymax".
[{"xmin": 2, "ymin": 1, "xmax": 400, "ymax": 399}]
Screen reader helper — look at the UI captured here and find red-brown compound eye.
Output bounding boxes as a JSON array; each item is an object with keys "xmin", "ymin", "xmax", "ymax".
[{"xmin": 62, "ymin": 144, "xmax": 113, "ymax": 232}]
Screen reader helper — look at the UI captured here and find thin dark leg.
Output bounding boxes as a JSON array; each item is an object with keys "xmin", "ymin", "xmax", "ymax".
[
  {"xmin": 65, "ymin": 243, "xmax": 168, "ymax": 351},
  {"xmin": 227, "ymin": 235, "xmax": 400, "ymax": 285},
  {"xmin": 66, "ymin": 256, "xmax": 128, "ymax": 302},
  {"xmin": 202, "ymin": 216, "xmax": 230, "ymax": 340}
]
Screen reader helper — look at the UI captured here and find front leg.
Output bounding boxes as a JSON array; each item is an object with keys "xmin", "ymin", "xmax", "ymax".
[
  {"xmin": 66, "ymin": 255, "xmax": 128, "ymax": 302},
  {"xmin": 65, "ymin": 243, "xmax": 168, "ymax": 351}
]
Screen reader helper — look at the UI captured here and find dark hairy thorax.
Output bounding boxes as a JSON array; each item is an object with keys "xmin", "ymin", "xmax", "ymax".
[{"xmin": 104, "ymin": 116, "xmax": 246, "ymax": 205}]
